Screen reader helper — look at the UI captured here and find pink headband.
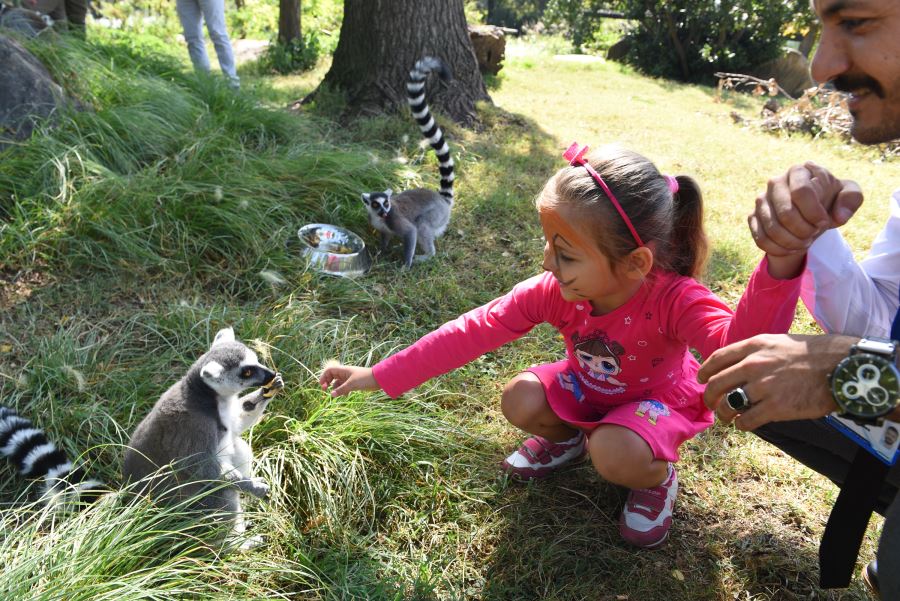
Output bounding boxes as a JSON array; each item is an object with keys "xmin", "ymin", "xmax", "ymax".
[{"xmin": 563, "ymin": 142, "xmax": 644, "ymax": 247}]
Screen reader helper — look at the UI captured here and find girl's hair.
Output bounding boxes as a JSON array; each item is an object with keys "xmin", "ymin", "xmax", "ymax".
[{"xmin": 538, "ymin": 145, "xmax": 709, "ymax": 278}]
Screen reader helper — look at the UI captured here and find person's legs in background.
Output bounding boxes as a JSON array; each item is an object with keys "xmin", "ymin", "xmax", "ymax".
[
  {"xmin": 197, "ymin": 0, "xmax": 238, "ymax": 88},
  {"xmin": 62, "ymin": 0, "xmax": 86, "ymax": 37},
  {"xmin": 176, "ymin": 0, "xmax": 211, "ymax": 74}
]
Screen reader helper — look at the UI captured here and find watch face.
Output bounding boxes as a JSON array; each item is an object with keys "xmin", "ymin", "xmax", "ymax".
[{"xmin": 832, "ymin": 353, "xmax": 900, "ymax": 418}]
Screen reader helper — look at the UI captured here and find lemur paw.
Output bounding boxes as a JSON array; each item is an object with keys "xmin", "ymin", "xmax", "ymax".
[
  {"xmin": 261, "ymin": 374, "xmax": 284, "ymax": 398},
  {"xmin": 246, "ymin": 477, "xmax": 270, "ymax": 499},
  {"xmin": 238, "ymin": 533, "xmax": 266, "ymax": 551}
]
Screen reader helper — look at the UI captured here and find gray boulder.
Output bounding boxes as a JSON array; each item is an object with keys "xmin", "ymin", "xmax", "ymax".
[
  {"xmin": 0, "ymin": 4, "xmax": 52, "ymax": 37},
  {"xmin": 606, "ymin": 38, "xmax": 630, "ymax": 62},
  {"xmin": 0, "ymin": 33, "xmax": 67, "ymax": 150}
]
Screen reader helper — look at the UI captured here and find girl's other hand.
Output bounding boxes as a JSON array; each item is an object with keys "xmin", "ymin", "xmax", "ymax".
[{"xmin": 319, "ymin": 362, "xmax": 380, "ymax": 397}]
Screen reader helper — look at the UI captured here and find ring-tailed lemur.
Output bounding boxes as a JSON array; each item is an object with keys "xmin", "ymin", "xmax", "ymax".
[
  {"xmin": 361, "ymin": 56, "xmax": 455, "ymax": 268},
  {"xmin": 0, "ymin": 406, "xmax": 105, "ymax": 509},
  {"xmin": 122, "ymin": 327, "xmax": 284, "ymax": 548}
]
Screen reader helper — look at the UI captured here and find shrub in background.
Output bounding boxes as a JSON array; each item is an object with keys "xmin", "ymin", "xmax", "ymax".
[
  {"xmin": 259, "ymin": 29, "xmax": 321, "ymax": 74},
  {"xmin": 543, "ymin": 0, "xmax": 622, "ymax": 53},
  {"xmin": 621, "ymin": 0, "xmax": 809, "ymax": 83},
  {"xmin": 471, "ymin": 0, "xmax": 548, "ymax": 30}
]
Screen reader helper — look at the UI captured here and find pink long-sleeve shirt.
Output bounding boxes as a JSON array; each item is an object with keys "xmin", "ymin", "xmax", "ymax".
[{"xmin": 373, "ymin": 259, "xmax": 801, "ymax": 418}]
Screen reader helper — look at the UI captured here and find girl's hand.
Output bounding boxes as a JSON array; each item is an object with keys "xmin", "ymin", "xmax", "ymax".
[{"xmin": 319, "ymin": 362, "xmax": 380, "ymax": 397}]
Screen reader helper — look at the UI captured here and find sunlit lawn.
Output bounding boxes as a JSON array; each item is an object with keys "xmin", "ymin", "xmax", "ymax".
[{"xmin": 0, "ymin": 32, "xmax": 892, "ymax": 600}]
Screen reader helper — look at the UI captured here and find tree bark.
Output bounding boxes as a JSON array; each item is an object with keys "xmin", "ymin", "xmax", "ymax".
[
  {"xmin": 307, "ymin": 0, "xmax": 490, "ymax": 126},
  {"xmin": 278, "ymin": 0, "xmax": 301, "ymax": 45},
  {"xmin": 662, "ymin": 9, "xmax": 690, "ymax": 80},
  {"xmin": 799, "ymin": 22, "xmax": 819, "ymax": 59}
]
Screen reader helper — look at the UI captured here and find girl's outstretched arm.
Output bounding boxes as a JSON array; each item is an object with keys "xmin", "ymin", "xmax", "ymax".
[{"xmin": 319, "ymin": 362, "xmax": 380, "ymax": 397}]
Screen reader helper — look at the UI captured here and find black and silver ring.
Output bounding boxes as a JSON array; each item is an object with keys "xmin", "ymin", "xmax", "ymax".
[{"xmin": 726, "ymin": 387, "xmax": 752, "ymax": 412}]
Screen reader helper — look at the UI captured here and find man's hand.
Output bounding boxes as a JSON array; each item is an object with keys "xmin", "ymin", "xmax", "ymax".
[
  {"xmin": 749, "ymin": 163, "xmax": 863, "ymax": 257},
  {"xmin": 319, "ymin": 361, "xmax": 380, "ymax": 397},
  {"xmin": 697, "ymin": 334, "xmax": 858, "ymax": 431}
]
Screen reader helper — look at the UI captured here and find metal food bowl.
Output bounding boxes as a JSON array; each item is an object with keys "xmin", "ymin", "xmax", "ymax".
[{"xmin": 297, "ymin": 223, "xmax": 371, "ymax": 277}]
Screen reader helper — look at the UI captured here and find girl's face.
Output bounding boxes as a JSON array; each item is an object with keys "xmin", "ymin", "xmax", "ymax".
[{"xmin": 539, "ymin": 204, "xmax": 635, "ymax": 313}]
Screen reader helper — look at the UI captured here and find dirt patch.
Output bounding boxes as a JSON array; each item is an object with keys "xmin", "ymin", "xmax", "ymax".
[
  {"xmin": 232, "ymin": 39, "xmax": 269, "ymax": 65},
  {"xmin": 0, "ymin": 268, "xmax": 49, "ymax": 310}
]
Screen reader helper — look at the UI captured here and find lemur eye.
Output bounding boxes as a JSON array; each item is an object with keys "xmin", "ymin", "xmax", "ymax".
[{"xmin": 241, "ymin": 368, "xmax": 253, "ymax": 378}]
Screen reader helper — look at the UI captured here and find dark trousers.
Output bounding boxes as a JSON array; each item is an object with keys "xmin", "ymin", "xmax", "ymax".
[
  {"xmin": 755, "ymin": 419, "xmax": 899, "ymax": 597},
  {"xmin": 37, "ymin": 0, "xmax": 86, "ymax": 33}
]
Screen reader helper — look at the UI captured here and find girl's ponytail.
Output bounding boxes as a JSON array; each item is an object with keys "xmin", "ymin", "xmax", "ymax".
[{"xmin": 669, "ymin": 175, "xmax": 708, "ymax": 278}]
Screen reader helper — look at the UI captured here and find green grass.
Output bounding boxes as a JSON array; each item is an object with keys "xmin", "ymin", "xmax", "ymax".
[{"xmin": 0, "ymin": 31, "xmax": 893, "ymax": 600}]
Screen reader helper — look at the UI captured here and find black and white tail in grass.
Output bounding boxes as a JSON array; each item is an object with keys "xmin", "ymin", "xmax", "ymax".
[
  {"xmin": 407, "ymin": 56, "xmax": 454, "ymax": 202},
  {"xmin": 361, "ymin": 56, "xmax": 456, "ymax": 268},
  {"xmin": 0, "ymin": 406, "xmax": 104, "ymax": 508}
]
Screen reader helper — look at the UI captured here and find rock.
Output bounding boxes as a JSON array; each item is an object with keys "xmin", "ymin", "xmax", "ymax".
[
  {"xmin": 752, "ymin": 48, "xmax": 814, "ymax": 99},
  {"xmin": 0, "ymin": 34, "xmax": 67, "ymax": 150},
  {"xmin": 606, "ymin": 38, "xmax": 630, "ymax": 62},
  {"xmin": 0, "ymin": 3, "xmax": 52, "ymax": 37},
  {"xmin": 468, "ymin": 24, "xmax": 505, "ymax": 75}
]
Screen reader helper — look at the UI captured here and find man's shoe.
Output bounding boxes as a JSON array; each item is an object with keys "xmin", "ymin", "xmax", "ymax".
[{"xmin": 863, "ymin": 560, "xmax": 880, "ymax": 600}]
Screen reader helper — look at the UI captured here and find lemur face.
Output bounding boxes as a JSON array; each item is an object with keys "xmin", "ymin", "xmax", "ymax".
[
  {"xmin": 361, "ymin": 189, "xmax": 393, "ymax": 219},
  {"xmin": 199, "ymin": 328, "xmax": 276, "ymax": 398}
]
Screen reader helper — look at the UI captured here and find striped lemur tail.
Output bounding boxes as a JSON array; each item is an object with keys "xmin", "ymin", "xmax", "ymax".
[
  {"xmin": 0, "ymin": 406, "xmax": 105, "ymax": 508},
  {"xmin": 407, "ymin": 57, "xmax": 454, "ymax": 203}
]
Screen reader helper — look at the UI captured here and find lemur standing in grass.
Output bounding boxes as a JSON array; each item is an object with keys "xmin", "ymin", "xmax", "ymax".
[
  {"xmin": 122, "ymin": 327, "xmax": 283, "ymax": 548},
  {"xmin": 1, "ymin": 328, "xmax": 281, "ymax": 531},
  {"xmin": 361, "ymin": 56, "xmax": 455, "ymax": 268},
  {"xmin": 0, "ymin": 406, "xmax": 105, "ymax": 510}
]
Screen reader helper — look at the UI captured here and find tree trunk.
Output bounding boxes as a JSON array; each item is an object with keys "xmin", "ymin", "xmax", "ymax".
[
  {"xmin": 662, "ymin": 9, "xmax": 690, "ymax": 80},
  {"xmin": 308, "ymin": 0, "xmax": 490, "ymax": 125},
  {"xmin": 278, "ymin": 0, "xmax": 301, "ymax": 45},
  {"xmin": 799, "ymin": 22, "xmax": 819, "ymax": 59}
]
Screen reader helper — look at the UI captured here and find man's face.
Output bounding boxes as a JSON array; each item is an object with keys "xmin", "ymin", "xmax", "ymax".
[
  {"xmin": 885, "ymin": 428, "xmax": 898, "ymax": 446},
  {"xmin": 812, "ymin": 0, "xmax": 900, "ymax": 144}
]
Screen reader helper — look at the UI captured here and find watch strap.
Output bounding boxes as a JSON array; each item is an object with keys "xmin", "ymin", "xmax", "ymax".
[
  {"xmin": 855, "ymin": 337, "xmax": 898, "ymax": 359},
  {"xmin": 891, "ymin": 283, "xmax": 900, "ymax": 341},
  {"xmin": 819, "ymin": 446, "xmax": 890, "ymax": 588}
]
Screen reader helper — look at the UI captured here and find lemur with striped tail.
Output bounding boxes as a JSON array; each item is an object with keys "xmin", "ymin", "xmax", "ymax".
[
  {"xmin": 361, "ymin": 56, "xmax": 455, "ymax": 268},
  {"xmin": 0, "ymin": 406, "xmax": 105, "ymax": 509}
]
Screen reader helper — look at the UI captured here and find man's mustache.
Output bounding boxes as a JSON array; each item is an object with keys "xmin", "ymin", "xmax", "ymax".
[{"xmin": 833, "ymin": 74, "xmax": 884, "ymax": 98}]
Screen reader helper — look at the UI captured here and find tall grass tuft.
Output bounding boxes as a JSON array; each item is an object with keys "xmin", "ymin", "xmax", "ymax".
[
  {"xmin": 0, "ymin": 30, "xmax": 397, "ymax": 291},
  {"xmin": 0, "ymin": 485, "xmax": 325, "ymax": 600}
]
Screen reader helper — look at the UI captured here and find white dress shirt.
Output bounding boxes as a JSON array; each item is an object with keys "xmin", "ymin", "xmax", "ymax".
[{"xmin": 801, "ymin": 189, "xmax": 900, "ymax": 338}]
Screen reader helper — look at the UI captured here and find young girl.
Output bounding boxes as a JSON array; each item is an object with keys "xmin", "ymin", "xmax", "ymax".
[{"xmin": 320, "ymin": 142, "xmax": 805, "ymax": 549}]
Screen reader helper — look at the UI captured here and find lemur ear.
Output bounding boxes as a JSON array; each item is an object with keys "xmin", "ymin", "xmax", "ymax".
[
  {"xmin": 212, "ymin": 327, "xmax": 235, "ymax": 347},
  {"xmin": 361, "ymin": 193, "xmax": 370, "ymax": 202},
  {"xmin": 384, "ymin": 188, "xmax": 393, "ymax": 197},
  {"xmin": 200, "ymin": 360, "xmax": 224, "ymax": 380}
]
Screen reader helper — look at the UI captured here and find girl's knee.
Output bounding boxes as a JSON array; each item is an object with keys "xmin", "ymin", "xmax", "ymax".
[
  {"xmin": 588, "ymin": 426, "xmax": 656, "ymax": 485},
  {"xmin": 501, "ymin": 373, "xmax": 548, "ymax": 426}
]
